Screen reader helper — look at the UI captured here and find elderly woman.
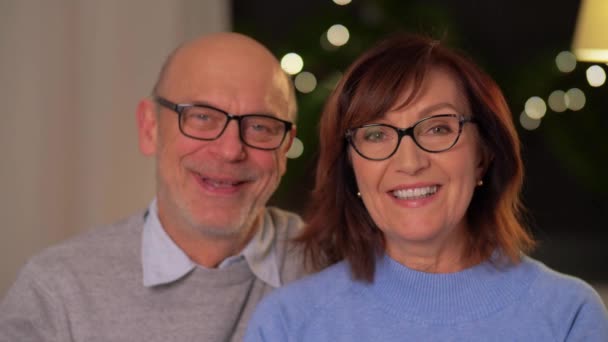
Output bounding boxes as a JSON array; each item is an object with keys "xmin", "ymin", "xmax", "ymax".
[{"xmin": 245, "ymin": 33, "xmax": 608, "ymax": 341}]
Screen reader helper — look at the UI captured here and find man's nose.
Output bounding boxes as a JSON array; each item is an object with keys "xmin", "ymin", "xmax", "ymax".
[{"xmin": 208, "ymin": 119, "xmax": 246, "ymax": 161}]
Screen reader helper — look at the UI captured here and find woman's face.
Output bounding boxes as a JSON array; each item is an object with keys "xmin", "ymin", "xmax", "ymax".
[{"xmin": 350, "ymin": 67, "xmax": 486, "ymax": 265}]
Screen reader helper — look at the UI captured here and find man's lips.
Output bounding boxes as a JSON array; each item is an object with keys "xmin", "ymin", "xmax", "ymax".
[
  {"xmin": 202, "ymin": 177, "xmax": 246, "ymax": 188},
  {"xmin": 194, "ymin": 172, "xmax": 252, "ymax": 194}
]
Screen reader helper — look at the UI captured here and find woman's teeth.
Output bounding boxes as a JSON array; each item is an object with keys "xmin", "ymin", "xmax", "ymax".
[{"xmin": 392, "ymin": 185, "xmax": 438, "ymax": 200}]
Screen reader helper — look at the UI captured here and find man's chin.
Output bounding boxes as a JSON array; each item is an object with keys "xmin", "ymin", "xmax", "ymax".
[
  {"xmin": 193, "ymin": 223, "xmax": 244, "ymax": 239},
  {"xmin": 187, "ymin": 207, "xmax": 261, "ymax": 239}
]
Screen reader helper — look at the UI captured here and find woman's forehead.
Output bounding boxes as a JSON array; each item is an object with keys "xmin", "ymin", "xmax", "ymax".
[{"xmin": 346, "ymin": 66, "xmax": 469, "ymax": 125}]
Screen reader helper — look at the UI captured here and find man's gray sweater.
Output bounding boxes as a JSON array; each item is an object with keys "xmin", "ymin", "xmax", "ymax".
[{"xmin": 0, "ymin": 207, "xmax": 306, "ymax": 341}]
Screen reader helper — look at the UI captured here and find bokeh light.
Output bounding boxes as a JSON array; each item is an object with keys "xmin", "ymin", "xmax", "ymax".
[
  {"xmin": 586, "ymin": 65, "xmax": 606, "ymax": 87},
  {"xmin": 294, "ymin": 72, "xmax": 317, "ymax": 93},
  {"xmin": 564, "ymin": 88, "xmax": 586, "ymax": 111},
  {"xmin": 327, "ymin": 24, "xmax": 350, "ymax": 47},
  {"xmin": 524, "ymin": 96, "xmax": 547, "ymax": 119},
  {"xmin": 332, "ymin": 0, "xmax": 352, "ymax": 5},
  {"xmin": 548, "ymin": 90, "xmax": 567, "ymax": 112},
  {"xmin": 286, "ymin": 137, "xmax": 304, "ymax": 159},
  {"xmin": 319, "ymin": 32, "xmax": 338, "ymax": 51},
  {"xmin": 280, "ymin": 53, "xmax": 304, "ymax": 75},
  {"xmin": 555, "ymin": 51, "xmax": 577, "ymax": 73},
  {"xmin": 520, "ymin": 111, "xmax": 541, "ymax": 130}
]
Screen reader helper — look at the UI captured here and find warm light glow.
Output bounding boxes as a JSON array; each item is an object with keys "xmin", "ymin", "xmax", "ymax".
[
  {"xmin": 564, "ymin": 88, "xmax": 586, "ymax": 111},
  {"xmin": 586, "ymin": 65, "xmax": 607, "ymax": 87},
  {"xmin": 327, "ymin": 24, "xmax": 350, "ymax": 47},
  {"xmin": 286, "ymin": 137, "xmax": 304, "ymax": 159},
  {"xmin": 520, "ymin": 111, "xmax": 541, "ymax": 130},
  {"xmin": 294, "ymin": 72, "xmax": 317, "ymax": 93},
  {"xmin": 571, "ymin": 0, "xmax": 608, "ymax": 62},
  {"xmin": 280, "ymin": 53, "xmax": 304, "ymax": 75},
  {"xmin": 555, "ymin": 51, "xmax": 577, "ymax": 72},
  {"xmin": 548, "ymin": 90, "xmax": 567, "ymax": 112},
  {"xmin": 333, "ymin": 0, "xmax": 352, "ymax": 5},
  {"xmin": 524, "ymin": 96, "xmax": 547, "ymax": 119}
]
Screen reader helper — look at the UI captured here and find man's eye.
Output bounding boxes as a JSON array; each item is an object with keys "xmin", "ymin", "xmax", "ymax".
[
  {"xmin": 184, "ymin": 110, "xmax": 223, "ymax": 130},
  {"xmin": 251, "ymin": 123, "xmax": 271, "ymax": 132},
  {"xmin": 193, "ymin": 114, "xmax": 211, "ymax": 121}
]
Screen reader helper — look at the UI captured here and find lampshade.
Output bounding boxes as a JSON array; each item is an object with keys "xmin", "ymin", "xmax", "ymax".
[{"xmin": 571, "ymin": 0, "xmax": 608, "ymax": 62}]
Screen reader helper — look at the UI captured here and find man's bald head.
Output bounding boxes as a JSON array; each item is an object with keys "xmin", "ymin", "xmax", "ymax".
[{"xmin": 152, "ymin": 32, "xmax": 297, "ymax": 121}]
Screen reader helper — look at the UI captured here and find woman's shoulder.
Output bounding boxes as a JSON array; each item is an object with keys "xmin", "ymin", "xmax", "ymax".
[
  {"xmin": 267, "ymin": 260, "xmax": 353, "ymax": 307},
  {"xmin": 523, "ymin": 256, "xmax": 601, "ymax": 300},
  {"xmin": 248, "ymin": 261, "xmax": 356, "ymax": 332},
  {"xmin": 522, "ymin": 256, "xmax": 607, "ymax": 321}
]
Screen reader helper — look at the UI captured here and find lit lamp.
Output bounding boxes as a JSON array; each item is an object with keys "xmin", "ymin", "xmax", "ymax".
[{"xmin": 571, "ymin": 0, "xmax": 608, "ymax": 62}]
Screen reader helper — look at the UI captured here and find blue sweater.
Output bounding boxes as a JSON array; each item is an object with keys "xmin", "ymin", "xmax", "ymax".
[{"xmin": 245, "ymin": 254, "xmax": 608, "ymax": 341}]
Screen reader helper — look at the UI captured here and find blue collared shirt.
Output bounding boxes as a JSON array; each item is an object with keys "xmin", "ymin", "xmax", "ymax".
[{"xmin": 141, "ymin": 198, "xmax": 281, "ymax": 288}]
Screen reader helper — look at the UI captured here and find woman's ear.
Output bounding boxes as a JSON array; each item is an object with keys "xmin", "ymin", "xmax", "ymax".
[
  {"xmin": 346, "ymin": 144, "xmax": 353, "ymax": 165},
  {"xmin": 476, "ymin": 144, "xmax": 494, "ymax": 182}
]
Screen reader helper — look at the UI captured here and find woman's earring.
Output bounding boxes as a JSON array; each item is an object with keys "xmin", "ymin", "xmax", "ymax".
[
  {"xmin": 477, "ymin": 180, "xmax": 484, "ymax": 187},
  {"xmin": 357, "ymin": 191, "xmax": 361, "ymax": 197}
]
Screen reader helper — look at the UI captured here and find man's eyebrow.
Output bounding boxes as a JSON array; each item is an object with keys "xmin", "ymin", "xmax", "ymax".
[{"xmin": 186, "ymin": 101, "xmax": 281, "ymax": 118}]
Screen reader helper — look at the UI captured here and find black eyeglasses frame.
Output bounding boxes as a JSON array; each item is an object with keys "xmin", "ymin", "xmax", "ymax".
[
  {"xmin": 154, "ymin": 96, "xmax": 293, "ymax": 151},
  {"xmin": 345, "ymin": 114, "xmax": 475, "ymax": 161}
]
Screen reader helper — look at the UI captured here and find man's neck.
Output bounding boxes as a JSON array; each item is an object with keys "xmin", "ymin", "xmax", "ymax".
[{"xmin": 161, "ymin": 215, "xmax": 261, "ymax": 268}]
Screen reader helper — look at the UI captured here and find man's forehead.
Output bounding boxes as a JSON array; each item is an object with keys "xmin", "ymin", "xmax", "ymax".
[
  {"xmin": 162, "ymin": 78, "xmax": 288, "ymax": 124},
  {"xmin": 156, "ymin": 33, "xmax": 292, "ymax": 119}
]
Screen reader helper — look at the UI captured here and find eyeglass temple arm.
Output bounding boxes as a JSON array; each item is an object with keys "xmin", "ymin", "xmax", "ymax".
[{"xmin": 154, "ymin": 96, "xmax": 180, "ymax": 112}]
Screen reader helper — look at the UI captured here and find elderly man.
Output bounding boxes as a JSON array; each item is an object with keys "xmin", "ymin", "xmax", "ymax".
[{"xmin": 0, "ymin": 32, "xmax": 305, "ymax": 341}]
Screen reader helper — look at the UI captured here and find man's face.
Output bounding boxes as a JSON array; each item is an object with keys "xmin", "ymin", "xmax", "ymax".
[{"xmin": 138, "ymin": 46, "xmax": 294, "ymax": 240}]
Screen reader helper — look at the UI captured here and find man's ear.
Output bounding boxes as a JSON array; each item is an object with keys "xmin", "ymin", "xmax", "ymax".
[
  {"xmin": 136, "ymin": 98, "xmax": 158, "ymax": 156},
  {"xmin": 284, "ymin": 125, "xmax": 297, "ymax": 156}
]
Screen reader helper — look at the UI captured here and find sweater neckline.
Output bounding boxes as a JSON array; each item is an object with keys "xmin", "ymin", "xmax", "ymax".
[{"xmin": 358, "ymin": 253, "xmax": 539, "ymax": 324}]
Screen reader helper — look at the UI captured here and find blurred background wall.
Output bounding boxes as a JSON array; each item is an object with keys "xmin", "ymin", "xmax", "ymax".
[
  {"xmin": 0, "ymin": 0, "xmax": 229, "ymax": 296},
  {"xmin": 1, "ymin": 0, "xmax": 606, "ymax": 306}
]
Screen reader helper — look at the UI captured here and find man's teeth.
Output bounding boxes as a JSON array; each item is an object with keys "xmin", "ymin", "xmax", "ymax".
[
  {"xmin": 205, "ymin": 178, "xmax": 239, "ymax": 188},
  {"xmin": 392, "ymin": 185, "xmax": 438, "ymax": 200}
]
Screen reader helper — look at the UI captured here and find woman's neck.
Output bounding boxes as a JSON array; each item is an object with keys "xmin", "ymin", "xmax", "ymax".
[{"xmin": 384, "ymin": 228, "xmax": 480, "ymax": 273}]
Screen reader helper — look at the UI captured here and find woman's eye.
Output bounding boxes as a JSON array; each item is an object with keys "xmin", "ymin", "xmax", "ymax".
[
  {"xmin": 427, "ymin": 125, "xmax": 452, "ymax": 135},
  {"xmin": 363, "ymin": 130, "xmax": 386, "ymax": 142}
]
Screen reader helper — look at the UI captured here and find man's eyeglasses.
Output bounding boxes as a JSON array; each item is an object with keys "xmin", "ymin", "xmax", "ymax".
[
  {"xmin": 154, "ymin": 96, "xmax": 293, "ymax": 151},
  {"xmin": 345, "ymin": 114, "xmax": 475, "ymax": 161}
]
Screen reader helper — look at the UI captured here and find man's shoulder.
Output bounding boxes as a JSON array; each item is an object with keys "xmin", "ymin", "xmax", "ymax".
[
  {"xmin": 264, "ymin": 207, "xmax": 308, "ymax": 283},
  {"xmin": 265, "ymin": 206, "xmax": 304, "ymax": 237},
  {"xmin": 24, "ymin": 210, "xmax": 146, "ymax": 278}
]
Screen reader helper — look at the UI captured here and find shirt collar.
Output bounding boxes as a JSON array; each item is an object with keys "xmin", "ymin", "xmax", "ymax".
[{"xmin": 141, "ymin": 198, "xmax": 281, "ymax": 288}]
